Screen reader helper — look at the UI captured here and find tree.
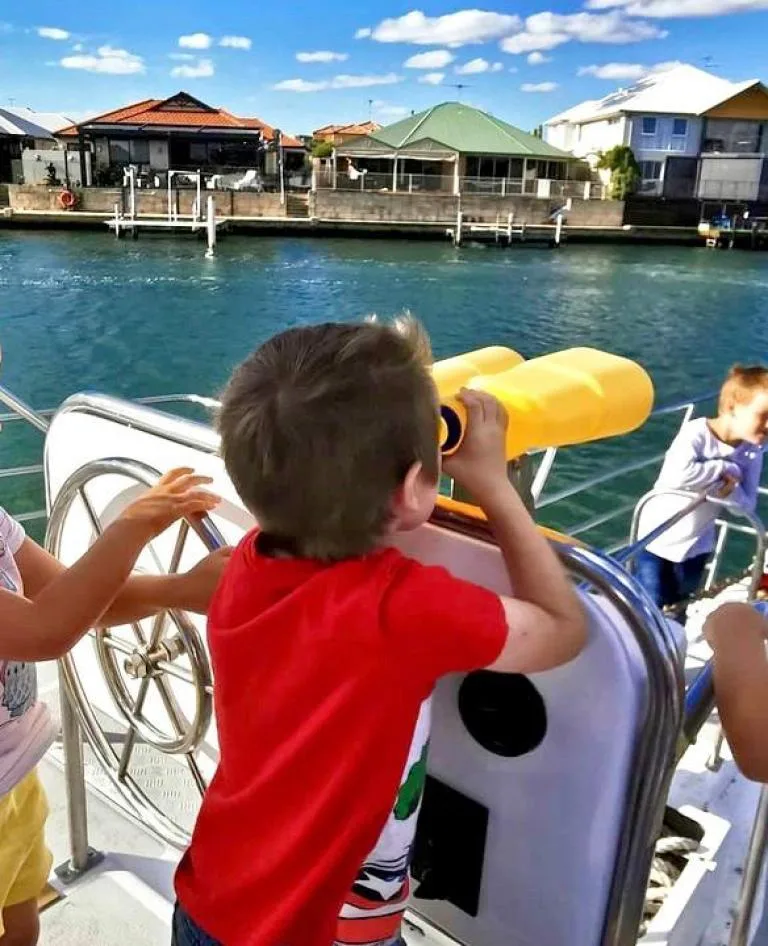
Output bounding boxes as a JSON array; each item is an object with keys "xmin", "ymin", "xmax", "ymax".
[
  {"xmin": 311, "ymin": 139, "xmax": 333, "ymax": 159},
  {"xmin": 532, "ymin": 124, "xmax": 543, "ymax": 139},
  {"xmin": 597, "ymin": 145, "xmax": 640, "ymax": 200}
]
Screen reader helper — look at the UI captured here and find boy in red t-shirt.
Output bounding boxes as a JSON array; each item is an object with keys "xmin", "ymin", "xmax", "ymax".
[{"xmin": 172, "ymin": 318, "xmax": 587, "ymax": 946}]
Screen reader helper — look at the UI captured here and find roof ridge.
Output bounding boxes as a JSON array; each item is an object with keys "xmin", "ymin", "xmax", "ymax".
[
  {"xmin": 396, "ymin": 103, "xmax": 437, "ymax": 148},
  {"xmin": 479, "ymin": 108, "xmax": 522, "ymax": 145}
]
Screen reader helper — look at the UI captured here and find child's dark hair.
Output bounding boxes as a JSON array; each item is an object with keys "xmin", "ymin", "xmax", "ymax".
[
  {"xmin": 719, "ymin": 365, "xmax": 768, "ymax": 413},
  {"xmin": 217, "ymin": 317, "xmax": 439, "ymax": 560}
]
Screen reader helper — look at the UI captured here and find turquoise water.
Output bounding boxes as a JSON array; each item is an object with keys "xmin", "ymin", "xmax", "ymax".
[{"xmin": 0, "ymin": 230, "xmax": 767, "ymax": 547}]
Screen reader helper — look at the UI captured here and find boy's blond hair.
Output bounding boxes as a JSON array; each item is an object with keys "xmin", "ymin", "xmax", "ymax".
[
  {"xmin": 217, "ymin": 317, "xmax": 439, "ymax": 561},
  {"xmin": 718, "ymin": 365, "xmax": 768, "ymax": 414}
]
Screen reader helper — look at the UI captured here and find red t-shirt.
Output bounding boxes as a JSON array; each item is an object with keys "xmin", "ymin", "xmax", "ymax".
[{"xmin": 175, "ymin": 531, "xmax": 506, "ymax": 946}]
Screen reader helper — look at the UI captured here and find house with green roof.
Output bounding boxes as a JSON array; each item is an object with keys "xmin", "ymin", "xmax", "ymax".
[{"xmin": 328, "ymin": 101, "xmax": 574, "ymax": 197}]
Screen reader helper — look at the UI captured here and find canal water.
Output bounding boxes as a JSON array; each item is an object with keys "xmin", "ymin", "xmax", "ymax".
[{"xmin": 0, "ymin": 230, "xmax": 766, "ymax": 550}]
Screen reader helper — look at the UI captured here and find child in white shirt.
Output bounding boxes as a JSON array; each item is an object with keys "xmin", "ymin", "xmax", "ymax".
[
  {"xmin": 0, "ymin": 469, "xmax": 223, "ymax": 946},
  {"xmin": 636, "ymin": 366, "xmax": 768, "ymax": 618}
]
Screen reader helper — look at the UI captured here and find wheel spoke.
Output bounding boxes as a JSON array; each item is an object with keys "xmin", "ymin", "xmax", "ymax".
[
  {"xmin": 77, "ymin": 482, "xmax": 104, "ymax": 537},
  {"xmin": 167, "ymin": 521, "xmax": 190, "ymax": 577},
  {"xmin": 117, "ymin": 676, "xmax": 151, "ymax": 779},
  {"xmin": 185, "ymin": 752, "xmax": 207, "ymax": 795},
  {"xmin": 100, "ymin": 634, "xmax": 137, "ymax": 657},
  {"xmin": 127, "ymin": 620, "xmax": 149, "ymax": 648},
  {"xmin": 152, "ymin": 658, "xmax": 195, "ymax": 687},
  {"xmin": 146, "ymin": 610, "xmax": 169, "ymax": 650},
  {"xmin": 151, "ymin": 673, "xmax": 189, "ymax": 740}
]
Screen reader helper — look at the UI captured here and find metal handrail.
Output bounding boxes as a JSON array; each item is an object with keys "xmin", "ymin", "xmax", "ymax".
[
  {"xmin": 628, "ymin": 488, "xmax": 766, "ymax": 598},
  {"xmin": 0, "ymin": 387, "xmax": 220, "ymax": 529},
  {"xmin": 535, "ymin": 391, "xmax": 716, "ymax": 517},
  {"xmin": 557, "ymin": 542, "xmax": 683, "ymax": 946}
]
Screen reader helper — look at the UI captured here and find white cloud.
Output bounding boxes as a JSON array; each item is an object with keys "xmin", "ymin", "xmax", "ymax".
[
  {"xmin": 521, "ymin": 81, "xmax": 559, "ymax": 91},
  {"xmin": 528, "ymin": 51, "xmax": 552, "ymax": 64},
  {"xmin": 577, "ymin": 59, "xmax": 682, "ymax": 79},
  {"xmin": 456, "ymin": 57, "xmax": 492, "ymax": 74},
  {"xmin": 491, "ymin": 61, "xmax": 504, "ymax": 71},
  {"xmin": 404, "ymin": 49, "xmax": 454, "ymax": 68},
  {"xmin": 72, "ymin": 42, "xmax": 84, "ymax": 52},
  {"xmin": 178, "ymin": 33, "xmax": 212, "ymax": 50},
  {"xmin": 578, "ymin": 61, "xmax": 644, "ymax": 78},
  {"xmin": 220, "ymin": 35, "xmax": 252, "ymax": 49},
  {"xmin": 503, "ymin": 32, "xmax": 569, "ymax": 53},
  {"xmin": 335, "ymin": 73, "xmax": 402, "ymax": 88},
  {"xmin": 169, "ymin": 52, "xmax": 195, "ymax": 60},
  {"xmin": 38, "ymin": 27, "xmax": 70, "ymax": 40},
  {"xmin": 586, "ymin": 0, "xmax": 768, "ymax": 13},
  {"xmin": 274, "ymin": 72, "xmax": 402, "ymax": 92},
  {"xmin": 297, "ymin": 50, "xmax": 349, "ymax": 62},
  {"xmin": 377, "ymin": 105, "xmax": 410, "ymax": 118},
  {"xmin": 171, "ymin": 58, "xmax": 215, "ymax": 78},
  {"xmin": 355, "ymin": 27, "xmax": 372, "ymax": 38},
  {"xmin": 419, "ymin": 72, "xmax": 445, "ymax": 84},
  {"xmin": 502, "ymin": 11, "xmax": 665, "ymax": 53},
  {"xmin": 60, "ymin": 45, "xmax": 145, "ymax": 75},
  {"xmin": 363, "ymin": 10, "xmax": 521, "ymax": 46},
  {"xmin": 273, "ymin": 78, "xmax": 326, "ymax": 92}
]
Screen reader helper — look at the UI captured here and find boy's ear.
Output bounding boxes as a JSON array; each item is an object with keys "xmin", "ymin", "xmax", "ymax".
[{"xmin": 395, "ymin": 462, "xmax": 424, "ymax": 515}]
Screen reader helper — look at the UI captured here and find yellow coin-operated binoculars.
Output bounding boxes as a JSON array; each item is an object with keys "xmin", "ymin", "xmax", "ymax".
[{"xmin": 433, "ymin": 344, "xmax": 655, "ymax": 512}]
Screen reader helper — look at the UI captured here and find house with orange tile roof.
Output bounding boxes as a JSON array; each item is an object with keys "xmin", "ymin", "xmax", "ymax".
[
  {"xmin": 58, "ymin": 92, "xmax": 306, "ymax": 186},
  {"xmin": 312, "ymin": 121, "xmax": 381, "ymax": 147}
]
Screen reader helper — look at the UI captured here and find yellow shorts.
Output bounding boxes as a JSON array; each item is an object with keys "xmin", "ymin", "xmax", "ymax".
[{"xmin": 0, "ymin": 769, "xmax": 52, "ymax": 934}]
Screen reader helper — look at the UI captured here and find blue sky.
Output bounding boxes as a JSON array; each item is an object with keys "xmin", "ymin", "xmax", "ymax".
[{"xmin": 1, "ymin": 0, "xmax": 766, "ymax": 135}]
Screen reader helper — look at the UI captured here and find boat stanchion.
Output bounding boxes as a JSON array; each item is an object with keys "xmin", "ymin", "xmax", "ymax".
[
  {"xmin": 54, "ymin": 683, "xmax": 104, "ymax": 884},
  {"xmin": 729, "ymin": 785, "xmax": 768, "ymax": 946}
]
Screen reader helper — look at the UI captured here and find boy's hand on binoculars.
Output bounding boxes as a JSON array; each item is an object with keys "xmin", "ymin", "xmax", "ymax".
[{"xmin": 443, "ymin": 388, "xmax": 509, "ymax": 500}]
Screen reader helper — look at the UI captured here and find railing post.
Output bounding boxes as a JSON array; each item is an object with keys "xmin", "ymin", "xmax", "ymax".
[
  {"xmin": 729, "ymin": 785, "xmax": 768, "ymax": 946},
  {"xmin": 54, "ymin": 668, "xmax": 104, "ymax": 883}
]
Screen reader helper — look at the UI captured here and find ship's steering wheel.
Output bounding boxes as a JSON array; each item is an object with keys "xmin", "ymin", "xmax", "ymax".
[{"xmin": 49, "ymin": 458, "xmax": 223, "ymax": 848}]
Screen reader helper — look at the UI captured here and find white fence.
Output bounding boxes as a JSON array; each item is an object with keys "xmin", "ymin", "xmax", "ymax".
[{"xmin": 317, "ymin": 170, "xmax": 606, "ymax": 200}]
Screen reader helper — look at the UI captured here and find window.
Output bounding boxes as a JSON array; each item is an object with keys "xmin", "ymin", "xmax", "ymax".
[
  {"xmin": 108, "ymin": 138, "xmax": 149, "ymax": 166},
  {"xmin": 672, "ymin": 118, "xmax": 688, "ymax": 138},
  {"xmin": 109, "ymin": 140, "xmax": 131, "ymax": 165},
  {"xmin": 702, "ymin": 119, "xmax": 761, "ymax": 154},
  {"xmin": 640, "ymin": 160, "xmax": 662, "ymax": 180},
  {"xmin": 189, "ymin": 142, "xmax": 209, "ymax": 164},
  {"xmin": 641, "ymin": 117, "xmax": 657, "ymax": 136},
  {"xmin": 478, "ymin": 157, "xmax": 494, "ymax": 178},
  {"xmin": 131, "ymin": 140, "xmax": 150, "ymax": 164}
]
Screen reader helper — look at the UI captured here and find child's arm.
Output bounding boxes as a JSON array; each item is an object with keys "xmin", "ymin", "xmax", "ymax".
[
  {"xmin": 443, "ymin": 390, "xmax": 587, "ymax": 674},
  {"xmin": 659, "ymin": 425, "xmax": 740, "ymax": 492},
  {"xmin": 724, "ymin": 453, "xmax": 763, "ymax": 513},
  {"xmin": 0, "ymin": 469, "xmax": 218, "ymax": 662},
  {"xmin": 705, "ymin": 602, "xmax": 768, "ymax": 781},
  {"xmin": 15, "ymin": 541, "xmax": 231, "ymax": 625}
]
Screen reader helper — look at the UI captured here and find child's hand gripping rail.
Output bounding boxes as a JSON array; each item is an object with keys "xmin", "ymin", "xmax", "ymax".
[{"xmin": 436, "ymin": 346, "xmax": 655, "ymax": 460}]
